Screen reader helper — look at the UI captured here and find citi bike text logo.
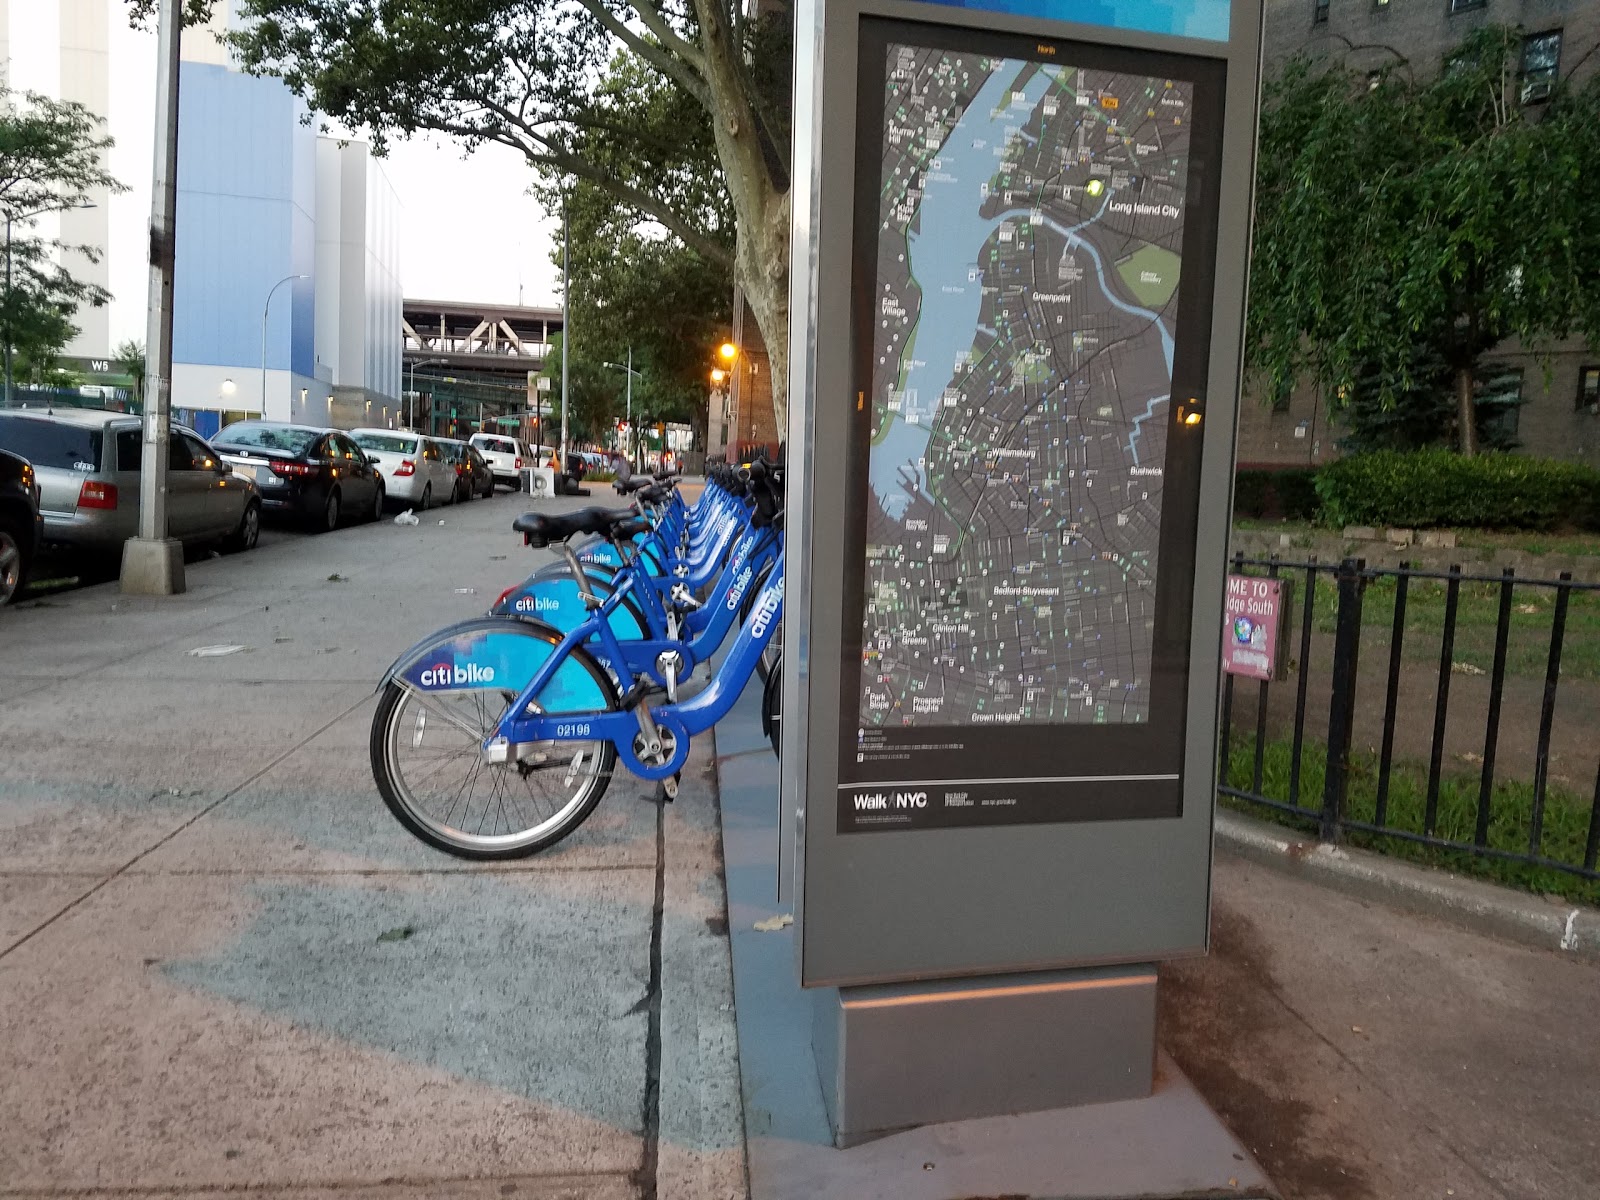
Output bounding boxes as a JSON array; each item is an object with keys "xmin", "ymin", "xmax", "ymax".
[
  {"xmin": 514, "ymin": 595, "xmax": 561, "ymax": 614},
  {"xmin": 419, "ymin": 661, "xmax": 498, "ymax": 687},
  {"xmin": 725, "ymin": 564, "xmax": 755, "ymax": 611},
  {"xmin": 750, "ymin": 577, "xmax": 784, "ymax": 639}
]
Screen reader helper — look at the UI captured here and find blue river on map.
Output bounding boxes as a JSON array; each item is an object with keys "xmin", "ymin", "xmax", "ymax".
[{"xmin": 872, "ymin": 63, "xmax": 1177, "ymax": 518}]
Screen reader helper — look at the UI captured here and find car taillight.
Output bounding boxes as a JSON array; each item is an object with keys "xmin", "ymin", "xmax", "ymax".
[
  {"xmin": 77, "ymin": 480, "xmax": 118, "ymax": 510},
  {"xmin": 395, "ymin": 460, "xmax": 416, "ymax": 477},
  {"xmin": 269, "ymin": 460, "xmax": 315, "ymax": 477},
  {"xmin": 514, "ymin": 457, "xmax": 524, "ymax": 469}
]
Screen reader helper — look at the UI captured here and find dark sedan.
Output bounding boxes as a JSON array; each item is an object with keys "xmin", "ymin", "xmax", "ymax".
[
  {"xmin": 439, "ymin": 438, "xmax": 495, "ymax": 502},
  {"xmin": 0, "ymin": 448, "xmax": 41, "ymax": 605},
  {"xmin": 213, "ymin": 421, "xmax": 385, "ymax": 532}
]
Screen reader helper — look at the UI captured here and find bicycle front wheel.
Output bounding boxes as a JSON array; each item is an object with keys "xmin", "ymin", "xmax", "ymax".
[{"xmin": 372, "ymin": 678, "xmax": 616, "ymax": 860}]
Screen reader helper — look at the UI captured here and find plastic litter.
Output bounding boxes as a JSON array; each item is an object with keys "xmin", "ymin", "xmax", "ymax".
[
  {"xmin": 393, "ymin": 509, "xmax": 420, "ymax": 526},
  {"xmin": 187, "ymin": 644, "xmax": 248, "ymax": 658}
]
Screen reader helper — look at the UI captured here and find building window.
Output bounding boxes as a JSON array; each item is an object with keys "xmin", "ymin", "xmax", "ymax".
[
  {"xmin": 1313, "ymin": 0, "xmax": 1329, "ymax": 23},
  {"xmin": 1449, "ymin": 0, "xmax": 1485, "ymax": 13},
  {"xmin": 1520, "ymin": 30, "xmax": 1562, "ymax": 104},
  {"xmin": 1476, "ymin": 366, "xmax": 1524, "ymax": 448},
  {"xmin": 1578, "ymin": 366, "xmax": 1600, "ymax": 414}
]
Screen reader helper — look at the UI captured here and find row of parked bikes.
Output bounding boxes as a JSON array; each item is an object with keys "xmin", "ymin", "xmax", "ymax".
[{"xmin": 369, "ymin": 458, "xmax": 785, "ymax": 858}]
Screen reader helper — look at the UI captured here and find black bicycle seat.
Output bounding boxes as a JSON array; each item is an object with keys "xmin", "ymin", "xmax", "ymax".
[
  {"xmin": 614, "ymin": 476, "xmax": 652, "ymax": 495},
  {"xmin": 514, "ymin": 507, "xmax": 650, "ymax": 548}
]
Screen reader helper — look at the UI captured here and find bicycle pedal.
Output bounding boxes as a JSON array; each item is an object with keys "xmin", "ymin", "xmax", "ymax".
[{"xmin": 654, "ymin": 773, "xmax": 680, "ymax": 804}]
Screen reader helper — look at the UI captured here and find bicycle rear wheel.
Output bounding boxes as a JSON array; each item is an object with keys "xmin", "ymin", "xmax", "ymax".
[{"xmin": 371, "ymin": 636, "xmax": 618, "ymax": 859}]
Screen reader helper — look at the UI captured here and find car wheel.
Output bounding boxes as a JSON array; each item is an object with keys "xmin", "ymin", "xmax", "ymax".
[
  {"xmin": 370, "ymin": 482, "xmax": 385, "ymax": 522},
  {"xmin": 420, "ymin": 483, "xmax": 432, "ymax": 511},
  {"xmin": 320, "ymin": 489, "xmax": 341, "ymax": 533},
  {"xmin": 0, "ymin": 519, "xmax": 30, "ymax": 606},
  {"xmin": 223, "ymin": 501, "xmax": 260, "ymax": 554}
]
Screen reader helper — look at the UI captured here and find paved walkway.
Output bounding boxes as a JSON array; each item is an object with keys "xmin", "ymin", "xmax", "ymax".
[
  {"xmin": 0, "ymin": 492, "xmax": 744, "ymax": 1199},
  {"xmin": 1163, "ymin": 854, "xmax": 1600, "ymax": 1200}
]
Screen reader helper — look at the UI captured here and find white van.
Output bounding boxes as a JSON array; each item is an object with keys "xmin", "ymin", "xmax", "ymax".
[{"xmin": 469, "ymin": 433, "xmax": 533, "ymax": 490}]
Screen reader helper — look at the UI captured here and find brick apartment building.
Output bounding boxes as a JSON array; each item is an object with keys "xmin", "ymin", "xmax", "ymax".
[
  {"xmin": 1242, "ymin": 0, "xmax": 1600, "ymax": 468},
  {"xmin": 711, "ymin": 288, "xmax": 783, "ymax": 462}
]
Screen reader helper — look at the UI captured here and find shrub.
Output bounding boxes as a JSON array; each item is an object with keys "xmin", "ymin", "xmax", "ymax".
[
  {"xmin": 1234, "ymin": 468, "xmax": 1321, "ymax": 521},
  {"xmin": 1314, "ymin": 450, "xmax": 1600, "ymax": 531}
]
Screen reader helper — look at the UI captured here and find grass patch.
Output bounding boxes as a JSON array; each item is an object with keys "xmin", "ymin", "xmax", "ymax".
[{"xmin": 1223, "ymin": 736, "xmax": 1600, "ymax": 906}]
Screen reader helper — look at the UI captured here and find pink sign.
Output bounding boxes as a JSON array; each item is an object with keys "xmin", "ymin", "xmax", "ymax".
[{"xmin": 1223, "ymin": 575, "xmax": 1284, "ymax": 681}]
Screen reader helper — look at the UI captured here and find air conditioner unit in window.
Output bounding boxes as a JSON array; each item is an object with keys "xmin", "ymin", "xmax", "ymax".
[{"xmin": 1521, "ymin": 77, "xmax": 1554, "ymax": 104}]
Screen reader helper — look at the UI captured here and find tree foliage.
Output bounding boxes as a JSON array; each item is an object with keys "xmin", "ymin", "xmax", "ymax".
[
  {"xmin": 114, "ymin": 338, "xmax": 148, "ymax": 397},
  {"xmin": 0, "ymin": 91, "xmax": 122, "ymax": 377},
  {"xmin": 1248, "ymin": 26, "xmax": 1600, "ymax": 454}
]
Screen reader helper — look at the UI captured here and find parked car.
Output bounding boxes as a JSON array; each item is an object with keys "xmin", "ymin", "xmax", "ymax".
[
  {"xmin": 0, "ymin": 408, "xmax": 261, "ymax": 557},
  {"xmin": 350, "ymin": 428, "xmax": 454, "ymax": 510},
  {"xmin": 469, "ymin": 432, "xmax": 538, "ymax": 490},
  {"xmin": 213, "ymin": 420, "xmax": 385, "ymax": 531},
  {"xmin": 0, "ymin": 448, "xmax": 41, "ymax": 605},
  {"xmin": 437, "ymin": 438, "xmax": 494, "ymax": 502}
]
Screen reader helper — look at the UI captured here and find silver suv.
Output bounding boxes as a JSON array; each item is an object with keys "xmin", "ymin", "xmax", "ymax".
[{"xmin": 0, "ymin": 408, "xmax": 262, "ymax": 556}]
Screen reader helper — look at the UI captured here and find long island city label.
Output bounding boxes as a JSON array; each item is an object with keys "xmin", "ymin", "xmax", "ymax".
[{"xmin": 837, "ymin": 22, "xmax": 1226, "ymax": 833}]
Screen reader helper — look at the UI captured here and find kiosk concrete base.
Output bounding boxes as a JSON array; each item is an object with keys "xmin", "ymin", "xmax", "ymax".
[
  {"xmin": 715, "ymin": 680, "xmax": 1277, "ymax": 1198},
  {"xmin": 119, "ymin": 537, "xmax": 186, "ymax": 595},
  {"xmin": 814, "ymin": 965, "xmax": 1157, "ymax": 1145}
]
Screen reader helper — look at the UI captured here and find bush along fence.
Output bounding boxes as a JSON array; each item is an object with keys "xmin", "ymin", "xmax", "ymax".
[{"xmin": 1219, "ymin": 554, "xmax": 1600, "ymax": 904}]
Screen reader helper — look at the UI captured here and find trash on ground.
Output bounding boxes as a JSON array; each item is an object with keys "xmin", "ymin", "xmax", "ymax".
[
  {"xmin": 489, "ymin": 555, "xmax": 507, "ymax": 561},
  {"xmin": 438, "ymin": 519, "xmax": 446, "ymax": 526},
  {"xmin": 327, "ymin": 573, "xmax": 347, "ymax": 582},
  {"xmin": 753, "ymin": 913, "xmax": 794, "ymax": 932},
  {"xmin": 453, "ymin": 587, "xmax": 476, "ymax": 594},
  {"xmin": 1450, "ymin": 661, "xmax": 1487, "ymax": 676},
  {"xmin": 376, "ymin": 925, "xmax": 416, "ymax": 943},
  {"xmin": 393, "ymin": 509, "xmax": 420, "ymax": 526},
  {"xmin": 187, "ymin": 644, "xmax": 249, "ymax": 658}
]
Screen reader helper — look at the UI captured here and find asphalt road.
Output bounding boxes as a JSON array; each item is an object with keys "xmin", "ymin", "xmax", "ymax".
[{"xmin": 0, "ymin": 485, "xmax": 745, "ymax": 1199}]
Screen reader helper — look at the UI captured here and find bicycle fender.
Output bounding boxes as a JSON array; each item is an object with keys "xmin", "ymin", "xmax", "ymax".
[{"xmin": 374, "ymin": 616, "xmax": 611, "ymax": 714}]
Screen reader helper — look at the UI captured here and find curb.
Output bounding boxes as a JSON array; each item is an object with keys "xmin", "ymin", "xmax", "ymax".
[{"xmin": 1214, "ymin": 809, "xmax": 1600, "ymax": 962}]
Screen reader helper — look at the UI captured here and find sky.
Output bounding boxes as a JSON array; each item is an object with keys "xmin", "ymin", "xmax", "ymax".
[{"xmin": 96, "ymin": 12, "xmax": 561, "ymax": 348}]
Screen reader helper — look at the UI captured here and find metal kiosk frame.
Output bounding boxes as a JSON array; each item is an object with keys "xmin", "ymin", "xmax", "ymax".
[{"xmin": 781, "ymin": 0, "xmax": 1264, "ymax": 1144}]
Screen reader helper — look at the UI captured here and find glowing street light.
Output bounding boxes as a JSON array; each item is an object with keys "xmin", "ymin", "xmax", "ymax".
[
  {"xmin": 711, "ymin": 368, "xmax": 727, "ymax": 385},
  {"xmin": 718, "ymin": 341, "xmax": 738, "ymax": 363}
]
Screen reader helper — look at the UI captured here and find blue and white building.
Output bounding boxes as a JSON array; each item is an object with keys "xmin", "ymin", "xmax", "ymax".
[
  {"xmin": 0, "ymin": 2, "xmax": 402, "ymax": 436},
  {"xmin": 174, "ymin": 10, "xmax": 402, "ymax": 436}
]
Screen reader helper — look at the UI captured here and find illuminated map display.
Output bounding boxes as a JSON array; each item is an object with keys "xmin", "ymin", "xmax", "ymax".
[{"xmin": 858, "ymin": 44, "xmax": 1193, "ymax": 731}]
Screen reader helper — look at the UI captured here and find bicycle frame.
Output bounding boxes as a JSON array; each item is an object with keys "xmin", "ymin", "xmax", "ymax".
[{"xmin": 490, "ymin": 553, "xmax": 785, "ymax": 781}]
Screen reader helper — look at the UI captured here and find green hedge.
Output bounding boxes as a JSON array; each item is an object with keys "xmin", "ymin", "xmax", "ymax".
[
  {"xmin": 1314, "ymin": 450, "xmax": 1600, "ymax": 531},
  {"xmin": 1234, "ymin": 468, "xmax": 1320, "ymax": 521}
]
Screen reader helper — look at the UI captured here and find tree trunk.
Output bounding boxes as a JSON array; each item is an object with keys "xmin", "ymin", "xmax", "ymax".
[
  {"xmin": 733, "ymin": 196, "xmax": 791, "ymax": 441},
  {"xmin": 692, "ymin": 0, "xmax": 791, "ymax": 442},
  {"xmin": 1455, "ymin": 365, "xmax": 1477, "ymax": 456}
]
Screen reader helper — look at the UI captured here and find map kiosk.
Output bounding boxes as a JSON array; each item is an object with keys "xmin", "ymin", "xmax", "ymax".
[{"xmin": 781, "ymin": 0, "xmax": 1263, "ymax": 1143}]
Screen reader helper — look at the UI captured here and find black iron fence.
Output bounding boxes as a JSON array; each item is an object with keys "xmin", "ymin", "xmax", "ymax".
[{"xmin": 1219, "ymin": 555, "xmax": 1600, "ymax": 888}]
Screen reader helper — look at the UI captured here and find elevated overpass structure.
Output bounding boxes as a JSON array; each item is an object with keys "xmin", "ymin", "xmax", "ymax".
[{"xmin": 402, "ymin": 298, "xmax": 564, "ymax": 442}]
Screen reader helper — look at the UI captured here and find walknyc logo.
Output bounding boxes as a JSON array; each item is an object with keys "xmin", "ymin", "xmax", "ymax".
[{"xmin": 852, "ymin": 790, "xmax": 928, "ymax": 811}]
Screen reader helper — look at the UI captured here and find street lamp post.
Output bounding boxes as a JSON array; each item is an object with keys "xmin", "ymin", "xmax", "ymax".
[
  {"xmin": 407, "ymin": 357, "xmax": 444, "ymax": 430},
  {"xmin": 604, "ymin": 347, "xmax": 641, "ymax": 463},
  {"xmin": 260, "ymin": 273, "xmax": 307, "ymax": 417}
]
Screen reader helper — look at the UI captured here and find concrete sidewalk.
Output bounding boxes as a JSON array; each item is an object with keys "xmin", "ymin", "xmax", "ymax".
[{"xmin": 0, "ymin": 493, "xmax": 744, "ymax": 1198}]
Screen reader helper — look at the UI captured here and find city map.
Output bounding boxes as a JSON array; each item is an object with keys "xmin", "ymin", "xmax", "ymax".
[{"xmin": 857, "ymin": 43, "xmax": 1193, "ymax": 732}]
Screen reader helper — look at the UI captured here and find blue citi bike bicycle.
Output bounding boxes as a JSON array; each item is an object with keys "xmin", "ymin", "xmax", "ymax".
[{"xmin": 369, "ymin": 462, "xmax": 784, "ymax": 859}]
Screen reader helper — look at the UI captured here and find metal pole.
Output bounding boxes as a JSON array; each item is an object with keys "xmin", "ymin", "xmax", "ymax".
[
  {"xmin": 560, "ymin": 194, "xmax": 569, "ymax": 468},
  {"xmin": 260, "ymin": 273, "xmax": 305, "ymax": 417},
  {"xmin": 626, "ymin": 344, "xmax": 632, "ymax": 462},
  {"xmin": 4, "ymin": 216, "xmax": 11, "ymax": 409},
  {"xmin": 121, "ymin": 0, "xmax": 183, "ymax": 593}
]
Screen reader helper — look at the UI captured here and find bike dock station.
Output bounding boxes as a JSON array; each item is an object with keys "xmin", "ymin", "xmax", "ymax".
[{"xmin": 725, "ymin": 0, "xmax": 1277, "ymax": 1190}]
